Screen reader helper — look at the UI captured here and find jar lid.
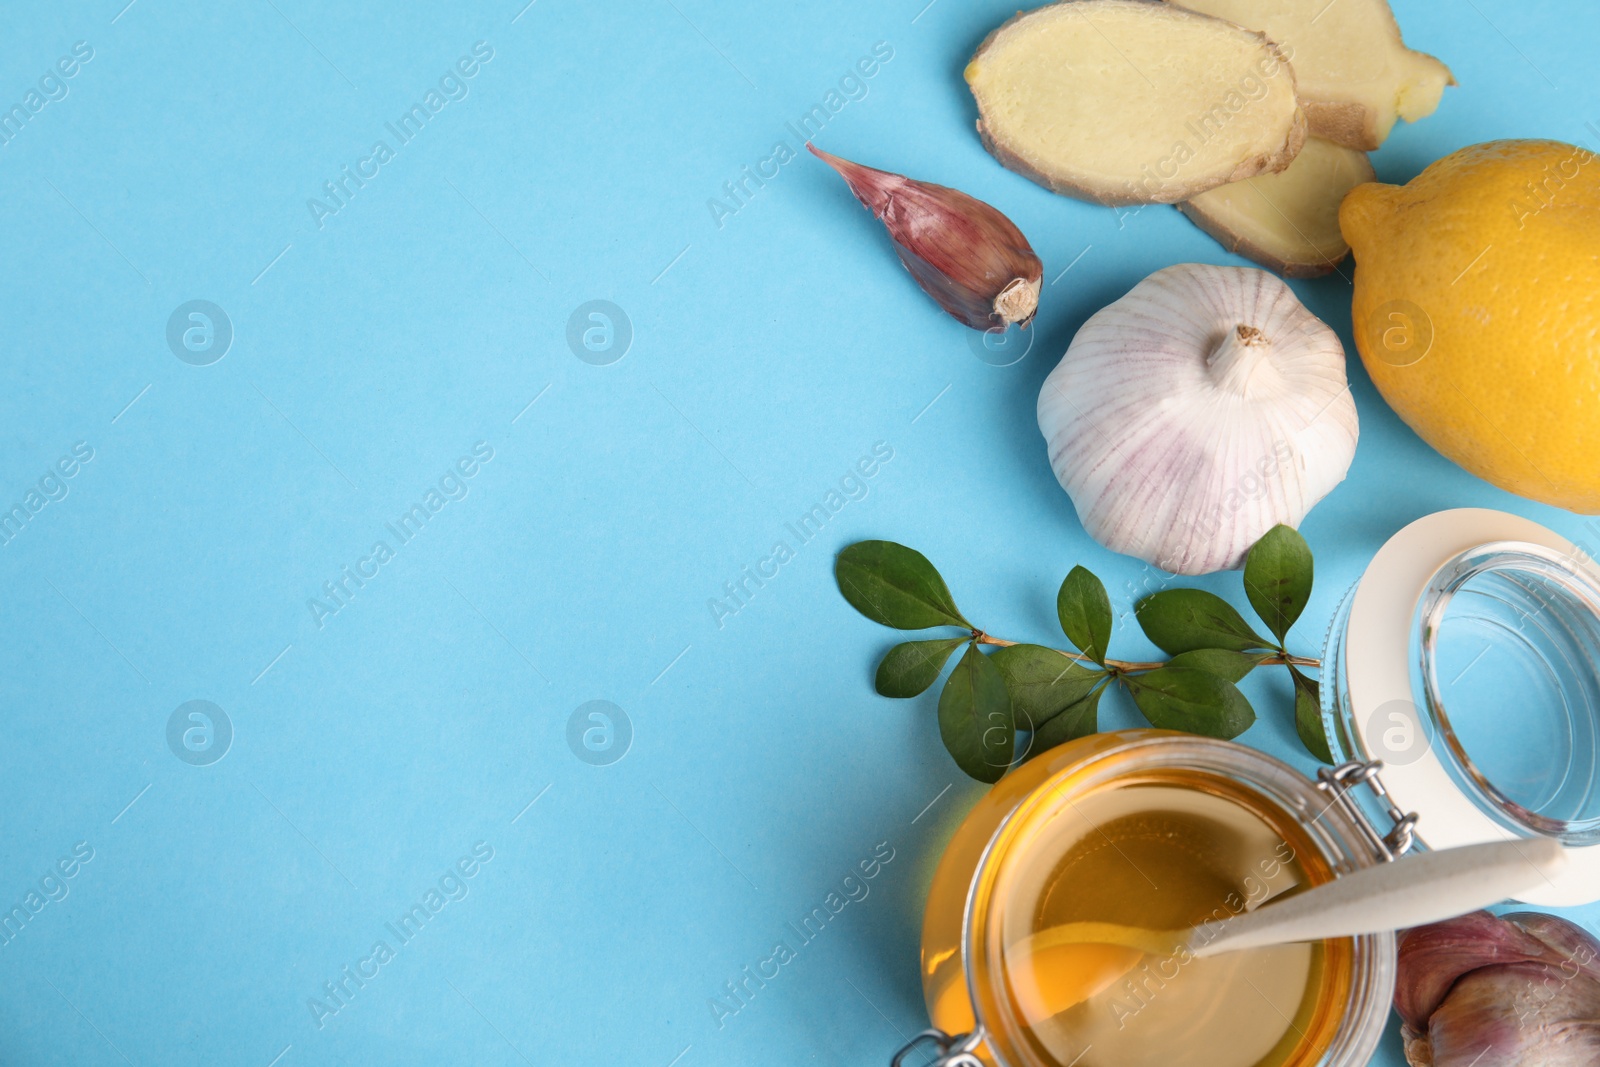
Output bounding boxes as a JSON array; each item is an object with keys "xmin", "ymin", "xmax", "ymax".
[{"xmin": 1341, "ymin": 508, "xmax": 1600, "ymax": 905}]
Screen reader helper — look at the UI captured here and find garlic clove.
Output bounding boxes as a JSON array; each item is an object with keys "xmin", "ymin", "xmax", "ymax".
[
  {"xmin": 1395, "ymin": 909, "xmax": 1568, "ymax": 1032},
  {"xmin": 1036, "ymin": 263, "xmax": 1357, "ymax": 575},
  {"xmin": 1420, "ymin": 960, "xmax": 1600, "ymax": 1067},
  {"xmin": 1505, "ymin": 911, "xmax": 1600, "ymax": 982},
  {"xmin": 1396, "ymin": 911, "xmax": 1600, "ymax": 1067},
  {"xmin": 809, "ymin": 144, "xmax": 1043, "ymax": 331}
]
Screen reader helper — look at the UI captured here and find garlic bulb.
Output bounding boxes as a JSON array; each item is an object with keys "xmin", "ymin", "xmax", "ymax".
[
  {"xmin": 1037, "ymin": 264, "xmax": 1357, "ymax": 575},
  {"xmin": 1397, "ymin": 910, "xmax": 1600, "ymax": 1067}
]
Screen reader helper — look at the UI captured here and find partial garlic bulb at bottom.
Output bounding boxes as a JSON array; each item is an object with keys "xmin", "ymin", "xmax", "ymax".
[
  {"xmin": 1396, "ymin": 910, "xmax": 1600, "ymax": 1067},
  {"xmin": 1037, "ymin": 264, "xmax": 1357, "ymax": 575}
]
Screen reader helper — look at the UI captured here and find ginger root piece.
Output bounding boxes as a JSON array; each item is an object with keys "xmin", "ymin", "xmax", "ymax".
[
  {"xmin": 1168, "ymin": 0, "xmax": 1454, "ymax": 150},
  {"xmin": 1179, "ymin": 137, "xmax": 1375, "ymax": 276},
  {"xmin": 966, "ymin": 0, "xmax": 1306, "ymax": 206}
]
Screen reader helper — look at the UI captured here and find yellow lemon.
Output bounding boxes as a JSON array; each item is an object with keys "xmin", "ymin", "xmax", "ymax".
[{"xmin": 1340, "ymin": 139, "xmax": 1600, "ymax": 511}]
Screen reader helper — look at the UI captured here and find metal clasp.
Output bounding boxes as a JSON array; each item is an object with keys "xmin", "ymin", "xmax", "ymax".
[
  {"xmin": 1317, "ymin": 760, "xmax": 1419, "ymax": 859},
  {"xmin": 890, "ymin": 1026, "xmax": 987, "ymax": 1067}
]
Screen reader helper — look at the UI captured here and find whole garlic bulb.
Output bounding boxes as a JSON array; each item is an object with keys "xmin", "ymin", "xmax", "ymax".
[{"xmin": 1036, "ymin": 264, "xmax": 1357, "ymax": 575}]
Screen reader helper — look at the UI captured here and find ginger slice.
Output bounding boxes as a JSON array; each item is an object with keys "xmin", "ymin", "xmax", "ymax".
[
  {"xmin": 1168, "ymin": 0, "xmax": 1454, "ymax": 150},
  {"xmin": 966, "ymin": 0, "xmax": 1306, "ymax": 206},
  {"xmin": 1179, "ymin": 136, "xmax": 1375, "ymax": 276}
]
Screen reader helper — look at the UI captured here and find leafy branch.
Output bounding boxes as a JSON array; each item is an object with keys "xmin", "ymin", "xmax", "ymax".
[{"xmin": 835, "ymin": 525, "xmax": 1333, "ymax": 784}]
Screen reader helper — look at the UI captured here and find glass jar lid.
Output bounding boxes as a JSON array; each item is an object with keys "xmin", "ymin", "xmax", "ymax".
[{"xmin": 1327, "ymin": 508, "xmax": 1600, "ymax": 905}]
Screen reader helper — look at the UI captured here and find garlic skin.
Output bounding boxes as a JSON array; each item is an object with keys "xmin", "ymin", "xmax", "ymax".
[
  {"xmin": 1036, "ymin": 264, "xmax": 1357, "ymax": 575},
  {"xmin": 1397, "ymin": 910, "xmax": 1600, "ymax": 1067},
  {"xmin": 810, "ymin": 144, "xmax": 1043, "ymax": 330}
]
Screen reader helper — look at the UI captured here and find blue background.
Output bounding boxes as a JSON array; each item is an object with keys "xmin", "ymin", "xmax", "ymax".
[{"xmin": 1, "ymin": 1, "xmax": 1595, "ymax": 1064}]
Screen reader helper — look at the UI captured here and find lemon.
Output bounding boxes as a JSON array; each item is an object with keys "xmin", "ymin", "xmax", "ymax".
[{"xmin": 1340, "ymin": 139, "xmax": 1600, "ymax": 511}]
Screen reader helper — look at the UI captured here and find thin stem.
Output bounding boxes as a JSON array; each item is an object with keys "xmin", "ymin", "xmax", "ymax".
[{"xmin": 972, "ymin": 631, "xmax": 1319, "ymax": 672}]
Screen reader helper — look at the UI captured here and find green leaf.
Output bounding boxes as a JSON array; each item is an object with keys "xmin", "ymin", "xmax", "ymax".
[
  {"xmin": 1124, "ymin": 667, "xmax": 1256, "ymax": 740},
  {"xmin": 1166, "ymin": 648, "xmax": 1273, "ymax": 684},
  {"xmin": 875, "ymin": 638, "xmax": 966, "ymax": 698},
  {"xmin": 1134, "ymin": 589, "xmax": 1274, "ymax": 655},
  {"xmin": 938, "ymin": 643, "xmax": 1014, "ymax": 784},
  {"xmin": 836, "ymin": 541, "xmax": 971, "ymax": 631},
  {"xmin": 1024, "ymin": 686, "xmax": 1105, "ymax": 762},
  {"xmin": 1289, "ymin": 665, "xmax": 1334, "ymax": 764},
  {"xmin": 989, "ymin": 644, "xmax": 1106, "ymax": 729},
  {"xmin": 1244, "ymin": 525, "xmax": 1314, "ymax": 642},
  {"xmin": 1056, "ymin": 565, "xmax": 1113, "ymax": 665}
]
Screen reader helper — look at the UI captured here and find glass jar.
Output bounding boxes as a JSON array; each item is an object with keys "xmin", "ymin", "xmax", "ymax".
[
  {"xmin": 912, "ymin": 731, "xmax": 1399, "ymax": 1067},
  {"xmin": 898, "ymin": 509, "xmax": 1600, "ymax": 1067},
  {"xmin": 1320, "ymin": 508, "xmax": 1600, "ymax": 904}
]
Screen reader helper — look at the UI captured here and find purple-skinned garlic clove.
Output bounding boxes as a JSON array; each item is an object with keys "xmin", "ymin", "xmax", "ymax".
[
  {"xmin": 1423, "ymin": 960, "xmax": 1600, "ymax": 1067},
  {"xmin": 809, "ymin": 144, "xmax": 1043, "ymax": 332},
  {"xmin": 1395, "ymin": 910, "xmax": 1571, "ymax": 1032},
  {"xmin": 1397, "ymin": 910, "xmax": 1600, "ymax": 1067}
]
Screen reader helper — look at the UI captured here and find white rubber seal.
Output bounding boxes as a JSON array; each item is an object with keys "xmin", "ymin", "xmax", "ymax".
[{"xmin": 1346, "ymin": 508, "xmax": 1600, "ymax": 906}]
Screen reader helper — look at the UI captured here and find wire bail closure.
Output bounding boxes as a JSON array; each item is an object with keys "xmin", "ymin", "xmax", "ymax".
[
  {"xmin": 890, "ymin": 1026, "xmax": 988, "ymax": 1067},
  {"xmin": 1317, "ymin": 760, "xmax": 1419, "ymax": 859}
]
